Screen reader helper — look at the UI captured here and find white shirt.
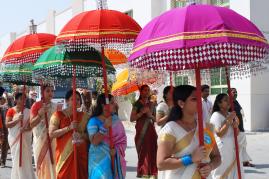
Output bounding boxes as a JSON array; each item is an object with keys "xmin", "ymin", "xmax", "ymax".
[
  {"xmin": 156, "ymin": 101, "xmax": 169, "ymax": 116},
  {"xmin": 202, "ymin": 98, "xmax": 213, "ymax": 123},
  {"xmin": 156, "ymin": 102, "xmax": 169, "ymax": 133}
]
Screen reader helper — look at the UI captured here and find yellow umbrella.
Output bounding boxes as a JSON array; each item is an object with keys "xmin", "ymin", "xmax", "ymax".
[{"xmin": 112, "ymin": 69, "xmax": 157, "ymax": 96}]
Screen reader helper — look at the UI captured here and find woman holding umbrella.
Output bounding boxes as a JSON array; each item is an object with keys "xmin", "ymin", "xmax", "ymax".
[
  {"xmin": 30, "ymin": 85, "xmax": 57, "ymax": 179},
  {"xmin": 130, "ymin": 84, "xmax": 158, "ymax": 178},
  {"xmin": 49, "ymin": 90, "xmax": 89, "ymax": 179},
  {"xmin": 6, "ymin": 92, "xmax": 36, "ymax": 179},
  {"xmin": 87, "ymin": 93, "xmax": 127, "ymax": 179},
  {"xmin": 157, "ymin": 85, "xmax": 221, "ymax": 179},
  {"xmin": 210, "ymin": 93, "xmax": 244, "ymax": 179}
]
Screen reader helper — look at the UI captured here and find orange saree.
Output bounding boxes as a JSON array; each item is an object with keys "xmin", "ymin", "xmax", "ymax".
[{"xmin": 50, "ymin": 111, "xmax": 89, "ymax": 179}]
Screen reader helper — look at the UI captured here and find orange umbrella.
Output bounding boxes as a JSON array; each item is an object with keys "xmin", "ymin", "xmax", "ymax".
[
  {"xmin": 112, "ymin": 69, "xmax": 157, "ymax": 96},
  {"xmin": 104, "ymin": 49, "xmax": 127, "ymax": 65}
]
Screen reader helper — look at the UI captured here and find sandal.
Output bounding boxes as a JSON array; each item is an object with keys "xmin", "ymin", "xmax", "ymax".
[{"xmin": 243, "ymin": 161, "xmax": 255, "ymax": 167}]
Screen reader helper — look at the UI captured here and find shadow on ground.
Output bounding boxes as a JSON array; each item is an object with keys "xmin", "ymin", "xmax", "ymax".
[
  {"xmin": 245, "ymin": 169, "xmax": 266, "ymax": 174},
  {"xmin": 254, "ymin": 164, "xmax": 269, "ymax": 169},
  {"xmin": 127, "ymin": 166, "xmax": 137, "ymax": 172}
]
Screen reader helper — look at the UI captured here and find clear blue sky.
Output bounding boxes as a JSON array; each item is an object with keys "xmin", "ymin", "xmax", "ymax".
[{"xmin": 0, "ymin": 0, "xmax": 71, "ymax": 36}]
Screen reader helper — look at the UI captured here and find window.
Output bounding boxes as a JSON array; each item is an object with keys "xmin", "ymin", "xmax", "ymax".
[
  {"xmin": 210, "ymin": 68, "xmax": 228, "ymax": 95},
  {"xmin": 174, "ymin": 75, "xmax": 189, "ymax": 86},
  {"xmin": 125, "ymin": 10, "xmax": 133, "ymax": 17},
  {"xmin": 172, "ymin": 0, "xmax": 187, "ymax": 8},
  {"xmin": 211, "ymin": 0, "xmax": 230, "ymax": 7}
]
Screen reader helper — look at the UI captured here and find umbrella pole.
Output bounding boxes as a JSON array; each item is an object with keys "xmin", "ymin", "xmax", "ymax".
[
  {"xmin": 195, "ymin": 67, "xmax": 204, "ymax": 146},
  {"xmin": 40, "ymin": 83, "xmax": 54, "ymax": 165},
  {"xmin": 225, "ymin": 66, "xmax": 242, "ymax": 179},
  {"xmin": 169, "ymin": 71, "xmax": 173, "ymax": 86},
  {"xmin": 195, "ymin": 67, "xmax": 207, "ymax": 179},
  {"xmin": 101, "ymin": 46, "xmax": 115, "ymax": 174},
  {"xmin": 72, "ymin": 65, "xmax": 78, "ymax": 179},
  {"xmin": 19, "ymin": 84, "xmax": 27, "ymax": 167},
  {"xmin": 169, "ymin": 71, "xmax": 174, "ymax": 106}
]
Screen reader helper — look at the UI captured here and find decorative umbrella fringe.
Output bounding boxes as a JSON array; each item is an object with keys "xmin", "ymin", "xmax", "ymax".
[
  {"xmin": 57, "ymin": 39, "xmax": 134, "ymax": 56},
  {"xmin": 33, "ymin": 65, "xmax": 115, "ymax": 78},
  {"xmin": 2, "ymin": 52, "xmax": 43, "ymax": 64},
  {"xmin": 129, "ymin": 43, "xmax": 269, "ymax": 74}
]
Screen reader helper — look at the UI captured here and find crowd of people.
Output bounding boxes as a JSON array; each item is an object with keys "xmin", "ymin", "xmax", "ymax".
[
  {"xmin": 0, "ymin": 83, "xmax": 255, "ymax": 179},
  {"xmin": 129, "ymin": 84, "xmax": 254, "ymax": 179}
]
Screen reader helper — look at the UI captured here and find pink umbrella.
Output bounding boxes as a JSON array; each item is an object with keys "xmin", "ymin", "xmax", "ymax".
[{"xmin": 129, "ymin": 4, "xmax": 269, "ymax": 179}]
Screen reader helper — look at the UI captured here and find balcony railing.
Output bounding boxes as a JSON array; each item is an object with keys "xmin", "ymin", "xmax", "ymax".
[
  {"xmin": 211, "ymin": 0, "xmax": 230, "ymax": 7},
  {"xmin": 174, "ymin": 1, "xmax": 187, "ymax": 7}
]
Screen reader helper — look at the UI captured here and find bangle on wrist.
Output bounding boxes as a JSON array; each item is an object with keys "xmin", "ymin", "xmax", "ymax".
[
  {"xmin": 99, "ymin": 126, "xmax": 108, "ymax": 135},
  {"xmin": 66, "ymin": 126, "xmax": 70, "ymax": 132},
  {"xmin": 181, "ymin": 155, "xmax": 193, "ymax": 166}
]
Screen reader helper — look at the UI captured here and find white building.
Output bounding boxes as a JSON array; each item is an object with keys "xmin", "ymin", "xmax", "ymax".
[{"xmin": 0, "ymin": 0, "xmax": 269, "ymax": 131}]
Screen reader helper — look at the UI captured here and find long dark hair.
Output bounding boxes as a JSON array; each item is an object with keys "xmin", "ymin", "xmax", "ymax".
[
  {"xmin": 91, "ymin": 93, "xmax": 113, "ymax": 117},
  {"xmin": 166, "ymin": 85, "xmax": 196, "ymax": 123},
  {"xmin": 212, "ymin": 93, "xmax": 228, "ymax": 113},
  {"xmin": 65, "ymin": 90, "xmax": 81, "ymax": 101},
  {"xmin": 138, "ymin": 84, "xmax": 150, "ymax": 100}
]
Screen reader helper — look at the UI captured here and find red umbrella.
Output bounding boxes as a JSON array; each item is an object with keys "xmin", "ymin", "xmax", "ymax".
[
  {"xmin": 56, "ymin": 1, "xmax": 141, "ymax": 178},
  {"xmin": 0, "ymin": 21, "xmax": 56, "ymax": 167},
  {"xmin": 2, "ymin": 33, "xmax": 56, "ymax": 64}
]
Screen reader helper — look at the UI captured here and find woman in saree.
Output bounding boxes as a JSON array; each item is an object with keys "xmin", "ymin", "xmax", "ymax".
[
  {"xmin": 157, "ymin": 85, "xmax": 221, "ymax": 179},
  {"xmin": 130, "ymin": 85, "xmax": 158, "ymax": 178},
  {"xmin": 6, "ymin": 92, "xmax": 36, "ymax": 179},
  {"xmin": 87, "ymin": 93, "xmax": 127, "ymax": 179},
  {"xmin": 49, "ymin": 90, "xmax": 89, "ymax": 179},
  {"xmin": 30, "ymin": 85, "xmax": 57, "ymax": 179},
  {"xmin": 210, "ymin": 93, "xmax": 245, "ymax": 179}
]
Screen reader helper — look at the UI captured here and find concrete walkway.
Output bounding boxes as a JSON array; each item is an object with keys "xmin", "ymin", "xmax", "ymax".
[{"xmin": 1, "ymin": 122, "xmax": 269, "ymax": 179}]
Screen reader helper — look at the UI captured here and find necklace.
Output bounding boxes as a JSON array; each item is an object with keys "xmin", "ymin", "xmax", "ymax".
[{"xmin": 178, "ymin": 120, "xmax": 196, "ymax": 132}]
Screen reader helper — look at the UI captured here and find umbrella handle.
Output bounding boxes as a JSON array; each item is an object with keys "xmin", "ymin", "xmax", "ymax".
[
  {"xmin": 195, "ymin": 68, "xmax": 206, "ymax": 179},
  {"xmin": 41, "ymin": 84, "xmax": 54, "ymax": 165},
  {"xmin": 195, "ymin": 68, "xmax": 204, "ymax": 146},
  {"xmin": 19, "ymin": 84, "xmax": 27, "ymax": 167},
  {"xmin": 72, "ymin": 65, "xmax": 78, "ymax": 179},
  {"xmin": 225, "ymin": 66, "xmax": 242, "ymax": 179},
  {"xmin": 101, "ymin": 46, "xmax": 115, "ymax": 174}
]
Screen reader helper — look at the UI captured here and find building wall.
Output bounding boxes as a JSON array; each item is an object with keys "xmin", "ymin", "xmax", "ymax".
[
  {"xmin": 37, "ymin": 21, "xmax": 47, "ymax": 33},
  {"xmin": 55, "ymin": 8, "xmax": 73, "ymax": 35},
  {"xmin": 0, "ymin": 33, "xmax": 14, "ymax": 58},
  {"xmin": 230, "ymin": 0, "xmax": 250, "ymax": 19},
  {"xmin": 229, "ymin": 0, "xmax": 269, "ymax": 131},
  {"xmin": 249, "ymin": 0, "xmax": 269, "ymax": 131},
  {"xmin": 84, "ymin": 0, "xmax": 152, "ymax": 28}
]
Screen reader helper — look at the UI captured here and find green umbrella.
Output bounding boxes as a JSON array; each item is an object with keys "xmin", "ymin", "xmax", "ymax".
[
  {"xmin": 0, "ymin": 63, "xmax": 38, "ymax": 86},
  {"xmin": 32, "ymin": 45, "xmax": 115, "ymax": 87}
]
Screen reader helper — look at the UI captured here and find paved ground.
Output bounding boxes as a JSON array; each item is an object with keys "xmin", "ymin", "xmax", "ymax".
[{"xmin": 1, "ymin": 122, "xmax": 269, "ymax": 179}]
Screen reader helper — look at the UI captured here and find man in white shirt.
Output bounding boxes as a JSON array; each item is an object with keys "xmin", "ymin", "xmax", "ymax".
[
  {"xmin": 201, "ymin": 85, "xmax": 213, "ymax": 123},
  {"xmin": 156, "ymin": 86, "xmax": 173, "ymax": 132}
]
